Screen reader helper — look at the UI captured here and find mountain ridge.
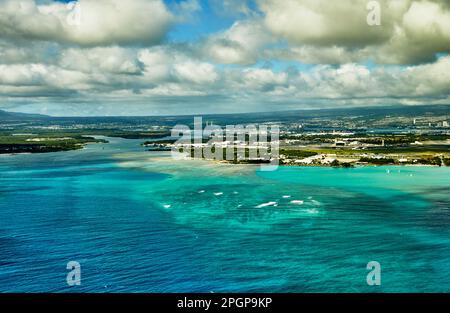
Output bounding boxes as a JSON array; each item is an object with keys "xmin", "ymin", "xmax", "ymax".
[{"xmin": 1, "ymin": 104, "xmax": 449, "ymax": 121}]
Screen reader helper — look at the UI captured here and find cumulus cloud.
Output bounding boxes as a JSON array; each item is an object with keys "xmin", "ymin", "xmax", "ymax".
[
  {"xmin": 0, "ymin": 0, "xmax": 449, "ymax": 114},
  {"xmin": 0, "ymin": 62, "xmax": 91, "ymax": 99},
  {"xmin": 59, "ymin": 47, "xmax": 144, "ymax": 75},
  {"xmin": 233, "ymin": 68, "xmax": 288, "ymax": 92},
  {"xmin": 138, "ymin": 47, "xmax": 218, "ymax": 87},
  {"xmin": 0, "ymin": 0, "xmax": 174, "ymax": 46},
  {"xmin": 173, "ymin": 61, "xmax": 218, "ymax": 84},
  {"xmin": 1, "ymin": 44, "xmax": 450, "ymax": 109},
  {"xmin": 287, "ymin": 56, "xmax": 450, "ymax": 100},
  {"xmin": 268, "ymin": 46, "xmax": 368, "ymax": 65},
  {"xmin": 0, "ymin": 40, "xmax": 58, "ymax": 64},
  {"xmin": 260, "ymin": 0, "xmax": 393, "ymax": 47},
  {"xmin": 202, "ymin": 21, "xmax": 274, "ymax": 65},
  {"xmin": 258, "ymin": 0, "xmax": 450, "ymax": 65},
  {"xmin": 376, "ymin": 0, "xmax": 450, "ymax": 64}
]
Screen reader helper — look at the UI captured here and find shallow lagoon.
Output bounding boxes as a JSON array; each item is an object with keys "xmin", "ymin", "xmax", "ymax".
[{"xmin": 0, "ymin": 137, "xmax": 449, "ymax": 292}]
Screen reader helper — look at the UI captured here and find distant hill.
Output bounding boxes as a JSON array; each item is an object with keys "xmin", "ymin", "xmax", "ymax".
[
  {"xmin": 1, "ymin": 104, "xmax": 449, "ymax": 125},
  {"xmin": 0, "ymin": 109, "xmax": 50, "ymax": 121}
]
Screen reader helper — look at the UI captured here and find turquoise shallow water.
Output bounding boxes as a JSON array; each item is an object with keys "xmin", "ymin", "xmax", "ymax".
[{"xmin": 0, "ymin": 137, "xmax": 449, "ymax": 292}]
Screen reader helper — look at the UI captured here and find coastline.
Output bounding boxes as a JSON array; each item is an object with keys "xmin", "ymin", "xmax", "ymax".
[
  {"xmin": 191, "ymin": 155, "xmax": 448, "ymax": 168},
  {"xmin": 0, "ymin": 137, "xmax": 107, "ymax": 155},
  {"xmin": 1, "ymin": 129, "xmax": 450, "ymax": 292},
  {"xmin": 2, "ymin": 137, "xmax": 448, "ymax": 168}
]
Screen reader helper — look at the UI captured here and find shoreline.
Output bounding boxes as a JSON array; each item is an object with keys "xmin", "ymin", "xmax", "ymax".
[
  {"xmin": 195, "ymin": 156, "xmax": 447, "ymax": 168},
  {"xmin": 1, "ymin": 138, "xmax": 448, "ymax": 168},
  {"xmin": 0, "ymin": 137, "xmax": 107, "ymax": 156}
]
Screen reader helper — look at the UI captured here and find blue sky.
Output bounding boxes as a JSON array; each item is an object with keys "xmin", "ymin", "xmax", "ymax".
[
  {"xmin": 166, "ymin": 0, "xmax": 237, "ymax": 41},
  {"xmin": 0, "ymin": 0, "xmax": 449, "ymax": 116}
]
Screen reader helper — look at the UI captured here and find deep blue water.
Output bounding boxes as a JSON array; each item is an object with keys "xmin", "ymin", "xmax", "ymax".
[{"xmin": 0, "ymin": 137, "xmax": 449, "ymax": 292}]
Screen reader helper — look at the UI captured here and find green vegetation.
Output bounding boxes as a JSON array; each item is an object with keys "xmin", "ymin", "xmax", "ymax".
[
  {"xmin": 359, "ymin": 157, "xmax": 397, "ymax": 165},
  {"xmin": 0, "ymin": 135, "xmax": 106, "ymax": 154},
  {"xmin": 415, "ymin": 157, "xmax": 442, "ymax": 166},
  {"xmin": 143, "ymin": 139, "xmax": 177, "ymax": 145},
  {"xmin": 330, "ymin": 160, "xmax": 354, "ymax": 168},
  {"xmin": 280, "ymin": 149, "xmax": 318, "ymax": 158},
  {"xmin": 0, "ymin": 129, "xmax": 170, "ymax": 140},
  {"xmin": 106, "ymin": 131, "xmax": 170, "ymax": 139}
]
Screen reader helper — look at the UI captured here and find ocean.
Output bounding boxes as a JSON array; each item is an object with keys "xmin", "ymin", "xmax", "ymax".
[{"xmin": 0, "ymin": 137, "xmax": 449, "ymax": 292}]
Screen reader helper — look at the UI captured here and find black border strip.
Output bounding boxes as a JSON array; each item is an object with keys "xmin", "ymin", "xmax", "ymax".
[{"xmin": 1, "ymin": 293, "xmax": 449, "ymax": 310}]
